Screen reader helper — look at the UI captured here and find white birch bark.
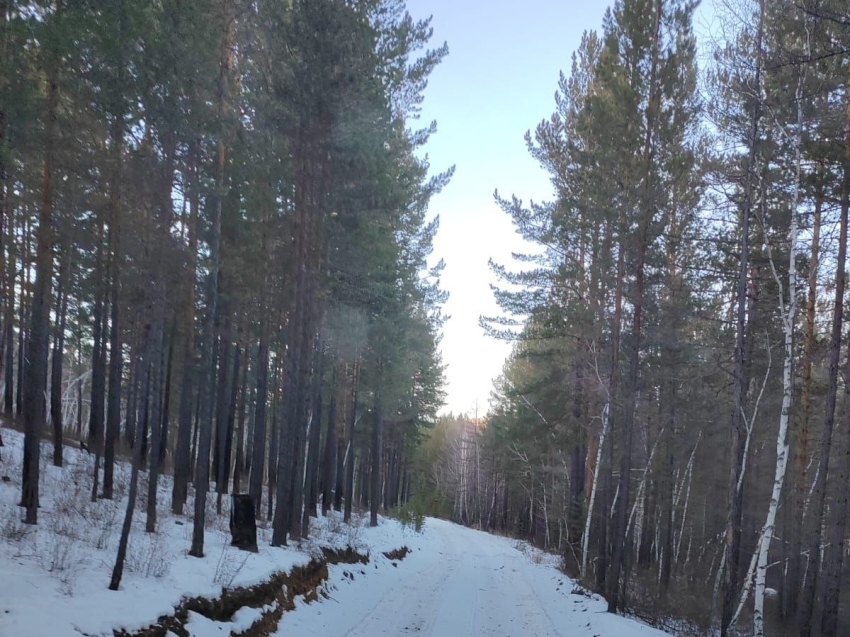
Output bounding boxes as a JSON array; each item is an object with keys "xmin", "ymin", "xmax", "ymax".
[
  {"xmin": 627, "ymin": 429, "xmax": 664, "ymax": 538},
  {"xmin": 675, "ymin": 431, "xmax": 701, "ymax": 565},
  {"xmin": 730, "ymin": 526, "xmax": 762, "ymax": 629},
  {"xmin": 713, "ymin": 549, "xmax": 727, "ymax": 600},
  {"xmin": 728, "ymin": 78, "xmax": 803, "ymax": 630},
  {"xmin": 722, "ymin": 352, "xmax": 772, "ymax": 621},
  {"xmin": 751, "ymin": 72, "xmax": 803, "ymax": 637},
  {"xmin": 581, "ymin": 401, "xmax": 609, "ymax": 579}
]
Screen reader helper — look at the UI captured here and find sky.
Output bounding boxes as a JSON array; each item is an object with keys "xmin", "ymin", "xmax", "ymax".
[{"xmin": 403, "ymin": 0, "xmax": 611, "ymax": 416}]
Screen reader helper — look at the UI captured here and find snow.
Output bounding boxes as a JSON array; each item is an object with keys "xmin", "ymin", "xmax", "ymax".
[
  {"xmin": 278, "ymin": 518, "xmax": 670, "ymax": 637},
  {"xmin": 0, "ymin": 426, "xmax": 670, "ymax": 637},
  {"xmin": 0, "ymin": 427, "xmax": 420, "ymax": 637},
  {"xmin": 183, "ymin": 605, "xmax": 275, "ymax": 637}
]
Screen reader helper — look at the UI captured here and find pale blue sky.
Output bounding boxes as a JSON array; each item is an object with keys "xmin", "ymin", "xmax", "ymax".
[
  {"xmin": 408, "ymin": 0, "xmax": 713, "ymax": 416},
  {"xmin": 405, "ymin": 0, "xmax": 610, "ymax": 415}
]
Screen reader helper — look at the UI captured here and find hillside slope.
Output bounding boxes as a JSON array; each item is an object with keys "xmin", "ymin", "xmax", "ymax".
[{"xmin": 0, "ymin": 428, "xmax": 418, "ymax": 637}]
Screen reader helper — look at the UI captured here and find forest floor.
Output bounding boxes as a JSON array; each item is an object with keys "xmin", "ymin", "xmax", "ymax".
[{"xmin": 0, "ymin": 426, "xmax": 668, "ymax": 637}]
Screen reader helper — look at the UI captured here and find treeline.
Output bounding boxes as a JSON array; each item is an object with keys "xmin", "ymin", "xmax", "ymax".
[
  {"xmin": 0, "ymin": 0, "xmax": 448, "ymax": 589},
  {"xmin": 414, "ymin": 1, "xmax": 850, "ymax": 635}
]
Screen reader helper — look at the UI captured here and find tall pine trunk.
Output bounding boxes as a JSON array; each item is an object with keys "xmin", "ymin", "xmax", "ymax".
[
  {"xmin": 322, "ymin": 365, "xmax": 338, "ymax": 516},
  {"xmin": 817, "ymin": 100, "xmax": 850, "ymax": 637},
  {"xmin": 0, "ymin": 0, "xmax": 8, "ymax": 425},
  {"xmin": 799, "ymin": 117, "xmax": 847, "ymax": 637},
  {"xmin": 607, "ymin": 0, "xmax": 661, "ymax": 611},
  {"xmin": 110, "ymin": 322, "xmax": 151, "ymax": 590},
  {"xmin": 144, "ymin": 311, "xmax": 166, "ymax": 534},
  {"xmin": 21, "ymin": 38, "xmax": 59, "ymax": 525},
  {"xmin": 50, "ymin": 244, "xmax": 70, "ymax": 467},
  {"xmin": 267, "ymin": 359, "xmax": 281, "ymax": 521},
  {"xmin": 189, "ymin": 168, "xmax": 224, "ymax": 556},
  {"xmin": 103, "ymin": 107, "xmax": 124, "ymax": 500},
  {"xmin": 370, "ymin": 364, "xmax": 383, "ymax": 528},
  {"xmin": 189, "ymin": 0, "xmax": 233, "ymax": 555},
  {"xmin": 250, "ymin": 327, "xmax": 269, "ymax": 513},
  {"xmin": 159, "ymin": 321, "xmax": 175, "ymax": 463},
  {"xmin": 303, "ymin": 328, "xmax": 325, "ymax": 532},
  {"xmin": 3, "ymin": 188, "xmax": 14, "ymax": 416},
  {"xmin": 232, "ymin": 352, "xmax": 248, "ymax": 493},
  {"xmin": 343, "ymin": 362, "xmax": 359, "ymax": 523},
  {"xmin": 214, "ymin": 312, "xmax": 233, "ymax": 513},
  {"xmin": 273, "ymin": 193, "xmax": 307, "ymax": 545},
  {"xmin": 145, "ymin": 128, "xmax": 175, "ymax": 532},
  {"xmin": 249, "ymin": 212, "xmax": 271, "ymax": 515},
  {"xmin": 785, "ymin": 164, "xmax": 823, "ymax": 621},
  {"xmin": 89, "ymin": 231, "xmax": 108, "ymax": 492},
  {"xmin": 288, "ymin": 299, "xmax": 313, "ymax": 540},
  {"xmin": 171, "ymin": 141, "xmax": 200, "ymax": 515},
  {"xmin": 221, "ymin": 343, "xmax": 239, "ymax": 497}
]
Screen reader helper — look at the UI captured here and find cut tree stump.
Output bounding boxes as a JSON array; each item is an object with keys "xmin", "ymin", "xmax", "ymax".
[{"xmin": 230, "ymin": 494, "xmax": 258, "ymax": 552}]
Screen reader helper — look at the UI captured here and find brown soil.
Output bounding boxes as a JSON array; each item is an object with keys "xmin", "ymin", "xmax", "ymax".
[
  {"xmin": 115, "ymin": 544, "xmax": 383, "ymax": 637},
  {"xmin": 382, "ymin": 546, "xmax": 409, "ymax": 561}
]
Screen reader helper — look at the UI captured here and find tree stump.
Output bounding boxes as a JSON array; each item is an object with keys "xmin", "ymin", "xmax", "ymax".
[{"xmin": 230, "ymin": 494, "xmax": 258, "ymax": 552}]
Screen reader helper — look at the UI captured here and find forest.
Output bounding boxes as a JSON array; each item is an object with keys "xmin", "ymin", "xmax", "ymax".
[
  {"xmin": 0, "ymin": 0, "xmax": 448, "ymax": 593},
  {"xmin": 409, "ymin": 1, "xmax": 850, "ymax": 636},
  {"xmin": 6, "ymin": 0, "xmax": 850, "ymax": 636}
]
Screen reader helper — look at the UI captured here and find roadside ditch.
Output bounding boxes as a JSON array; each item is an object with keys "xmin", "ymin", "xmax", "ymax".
[{"xmin": 115, "ymin": 544, "xmax": 410, "ymax": 637}]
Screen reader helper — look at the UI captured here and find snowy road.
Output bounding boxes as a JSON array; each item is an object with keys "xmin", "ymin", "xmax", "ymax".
[
  {"xmin": 277, "ymin": 518, "xmax": 668, "ymax": 637},
  {"xmin": 0, "ymin": 428, "xmax": 666, "ymax": 637}
]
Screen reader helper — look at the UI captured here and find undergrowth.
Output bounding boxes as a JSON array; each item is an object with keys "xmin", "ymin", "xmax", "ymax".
[{"xmin": 390, "ymin": 489, "xmax": 448, "ymax": 532}]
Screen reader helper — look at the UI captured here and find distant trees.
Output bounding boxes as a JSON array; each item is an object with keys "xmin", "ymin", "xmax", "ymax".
[{"xmin": 0, "ymin": 0, "xmax": 447, "ymax": 589}]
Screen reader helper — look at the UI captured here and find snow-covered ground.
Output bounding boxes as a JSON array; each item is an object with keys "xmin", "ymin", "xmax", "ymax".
[
  {"xmin": 0, "ymin": 426, "xmax": 669, "ymax": 637},
  {"xmin": 278, "ymin": 517, "xmax": 669, "ymax": 637},
  {"xmin": 0, "ymin": 427, "xmax": 420, "ymax": 637}
]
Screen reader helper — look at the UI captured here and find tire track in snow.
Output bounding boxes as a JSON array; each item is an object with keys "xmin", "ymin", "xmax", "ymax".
[{"xmin": 276, "ymin": 518, "xmax": 669, "ymax": 637}]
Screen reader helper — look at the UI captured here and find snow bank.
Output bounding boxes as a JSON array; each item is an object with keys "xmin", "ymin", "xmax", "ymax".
[{"xmin": 0, "ymin": 427, "xmax": 422, "ymax": 637}]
